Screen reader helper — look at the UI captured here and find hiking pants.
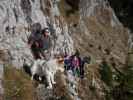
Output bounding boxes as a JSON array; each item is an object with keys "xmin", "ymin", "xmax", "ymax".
[
  {"xmin": 80, "ymin": 66, "xmax": 84, "ymax": 78},
  {"xmin": 31, "ymin": 48, "xmax": 42, "ymax": 59}
]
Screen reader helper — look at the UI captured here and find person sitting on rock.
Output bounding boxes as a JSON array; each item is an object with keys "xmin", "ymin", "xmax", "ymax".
[
  {"xmin": 40, "ymin": 28, "xmax": 53, "ymax": 60},
  {"xmin": 28, "ymin": 23, "xmax": 44, "ymax": 59}
]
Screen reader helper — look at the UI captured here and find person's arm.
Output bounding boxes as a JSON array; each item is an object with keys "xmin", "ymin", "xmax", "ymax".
[
  {"xmin": 39, "ymin": 52, "xmax": 45, "ymax": 59},
  {"xmin": 50, "ymin": 36, "xmax": 54, "ymax": 46},
  {"xmin": 28, "ymin": 34, "xmax": 34, "ymax": 47},
  {"xmin": 35, "ymin": 41, "xmax": 39, "ymax": 47},
  {"xmin": 79, "ymin": 57, "xmax": 82, "ymax": 67},
  {"xmin": 47, "ymin": 36, "xmax": 53, "ymax": 51},
  {"xmin": 28, "ymin": 40, "xmax": 34, "ymax": 48}
]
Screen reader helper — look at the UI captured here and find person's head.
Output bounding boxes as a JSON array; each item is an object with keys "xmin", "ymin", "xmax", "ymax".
[
  {"xmin": 42, "ymin": 28, "xmax": 50, "ymax": 37},
  {"xmin": 74, "ymin": 56, "xmax": 78, "ymax": 60},
  {"xmin": 31, "ymin": 23, "xmax": 42, "ymax": 34},
  {"xmin": 74, "ymin": 49, "xmax": 80, "ymax": 57}
]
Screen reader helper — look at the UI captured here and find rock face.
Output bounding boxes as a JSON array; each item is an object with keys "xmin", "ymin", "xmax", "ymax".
[
  {"xmin": 0, "ymin": 0, "xmax": 74, "ymax": 68},
  {"xmin": 71, "ymin": 0, "xmax": 129, "ymax": 65},
  {"xmin": 0, "ymin": 0, "xmax": 131, "ymax": 100},
  {"xmin": 0, "ymin": 0, "xmax": 74, "ymax": 99},
  {"xmin": 108, "ymin": 0, "xmax": 133, "ymax": 31},
  {"xmin": 79, "ymin": 0, "xmax": 120, "ymax": 26}
]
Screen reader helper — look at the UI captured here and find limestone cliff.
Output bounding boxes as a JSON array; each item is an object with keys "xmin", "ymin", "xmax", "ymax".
[{"xmin": 0, "ymin": 0, "xmax": 132, "ymax": 100}]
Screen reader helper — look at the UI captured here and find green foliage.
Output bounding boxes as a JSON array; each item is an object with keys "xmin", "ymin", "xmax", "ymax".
[
  {"xmin": 109, "ymin": 59, "xmax": 133, "ymax": 100},
  {"xmin": 4, "ymin": 65, "xmax": 36, "ymax": 100},
  {"xmin": 125, "ymin": 65, "xmax": 133, "ymax": 92},
  {"xmin": 105, "ymin": 91, "xmax": 112, "ymax": 100},
  {"xmin": 100, "ymin": 61, "xmax": 113, "ymax": 87}
]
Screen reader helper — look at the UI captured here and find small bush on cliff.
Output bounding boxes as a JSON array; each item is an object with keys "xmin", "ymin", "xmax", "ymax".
[
  {"xmin": 99, "ymin": 60, "xmax": 113, "ymax": 87},
  {"xmin": 108, "ymin": 53, "xmax": 133, "ymax": 100}
]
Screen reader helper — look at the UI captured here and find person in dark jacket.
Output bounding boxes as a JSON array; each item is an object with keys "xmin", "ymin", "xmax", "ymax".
[
  {"xmin": 80, "ymin": 56, "xmax": 91, "ymax": 79},
  {"xmin": 36, "ymin": 28, "xmax": 53, "ymax": 60},
  {"xmin": 41, "ymin": 28, "xmax": 52, "ymax": 51},
  {"xmin": 28, "ymin": 23, "xmax": 43, "ymax": 59},
  {"xmin": 64, "ymin": 54, "xmax": 71, "ymax": 70}
]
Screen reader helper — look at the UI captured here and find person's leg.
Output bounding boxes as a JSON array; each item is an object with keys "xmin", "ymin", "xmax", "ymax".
[
  {"xmin": 80, "ymin": 66, "xmax": 84, "ymax": 79},
  {"xmin": 41, "ymin": 49, "xmax": 46, "ymax": 58},
  {"xmin": 76, "ymin": 67, "xmax": 80, "ymax": 77},
  {"xmin": 64, "ymin": 60, "xmax": 67, "ymax": 70},
  {"xmin": 46, "ymin": 72, "xmax": 52, "ymax": 89},
  {"xmin": 64, "ymin": 63, "xmax": 67, "ymax": 75},
  {"xmin": 51, "ymin": 72, "xmax": 56, "ymax": 84},
  {"xmin": 74, "ymin": 67, "xmax": 77, "ymax": 76},
  {"xmin": 31, "ymin": 48, "xmax": 37, "ymax": 59},
  {"xmin": 33, "ymin": 48, "xmax": 42, "ymax": 59},
  {"xmin": 74, "ymin": 67, "xmax": 78, "ymax": 77},
  {"xmin": 71, "ymin": 66, "xmax": 75, "ymax": 76},
  {"xmin": 64, "ymin": 65, "xmax": 67, "ymax": 70},
  {"xmin": 67, "ymin": 63, "xmax": 71, "ymax": 70},
  {"xmin": 67, "ymin": 65, "xmax": 70, "ymax": 70}
]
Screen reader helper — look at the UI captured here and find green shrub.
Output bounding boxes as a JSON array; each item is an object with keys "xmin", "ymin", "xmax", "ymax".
[{"xmin": 100, "ymin": 61, "xmax": 113, "ymax": 87}]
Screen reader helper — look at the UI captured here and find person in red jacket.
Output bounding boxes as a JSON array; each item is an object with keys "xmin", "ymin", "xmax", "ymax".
[{"xmin": 71, "ymin": 50, "xmax": 81, "ymax": 77}]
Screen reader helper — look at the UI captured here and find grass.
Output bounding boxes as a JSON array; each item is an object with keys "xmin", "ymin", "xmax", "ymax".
[
  {"xmin": 3, "ymin": 65, "xmax": 36, "ymax": 100},
  {"xmin": 75, "ymin": 16, "xmax": 128, "ymax": 62},
  {"xmin": 54, "ymin": 72, "xmax": 72, "ymax": 100},
  {"xmin": 77, "ymin": 64, "xmax": 106, "ymax": 100},
  {"xmin": 106, "ymin": 54, "xmax": 133, "ymax": 100}
]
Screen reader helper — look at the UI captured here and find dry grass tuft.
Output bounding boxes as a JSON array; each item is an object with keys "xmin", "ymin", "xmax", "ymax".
[{"xmin": 3, "ymin": 65, "xmax": 37, "ymax": 100}]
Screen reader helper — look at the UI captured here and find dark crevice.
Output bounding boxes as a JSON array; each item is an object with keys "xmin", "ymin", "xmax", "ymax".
[
  {"xmin": 108, "ymin": 0, "xmax": 133, "ymax": 32},
  {"xmin": 89, "ymin": 44, "xmax": 94, "ymax": 48},
  {"xmin": 65, "ymin": 0, "xmax": 79, "ymax": 11},
  {"xmin": 12, "ymin": 8, "xmax": 18, "ymax": 22},
  {"xmin": 73, "ymin": 23, "xmax": 78, "ymax": 27},
  {"xmin": 98, "ymin": 45, "xmax": 102, "ymax": 50},
  {"xmin": 104, "ymin": 48, "xmax": 111, "ymax": 55}
]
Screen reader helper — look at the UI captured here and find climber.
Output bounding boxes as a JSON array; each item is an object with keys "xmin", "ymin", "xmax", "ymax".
[
  {"xmin": 64, "ymin": 54, "xmax": 71, "ymax": 71},
  {"xmin": 71, "ymin": 50, "xmax": 82, "ymax": 77},
  {"xmin": 40, "ymin": 28, "xmax": 53, "ymax": 60},
  {"xmin": 41, "ymin": 28, "xmax": 52, "ymax": 50},
  {"xmin": 80, "ymin": 56, "xmax": 91, "ymax": 79},
  {"xmin": 28, "ymin": 23, "xmax": 44, "ymax": 59},
  {"xmin": 71, "ymin": 56, "xmax": 80, "ymax": 77}
]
